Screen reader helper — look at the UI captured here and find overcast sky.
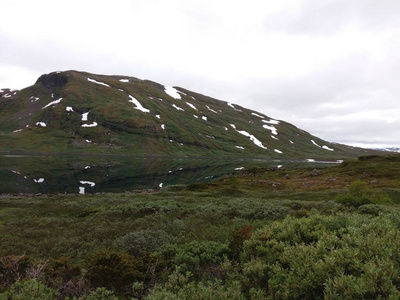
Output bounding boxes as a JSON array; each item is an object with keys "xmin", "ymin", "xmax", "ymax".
[{"xmin": 1, "ymin": 0, "xmax": 399, "ymax": 148}]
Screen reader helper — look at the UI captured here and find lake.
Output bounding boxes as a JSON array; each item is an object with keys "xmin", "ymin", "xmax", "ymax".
[{"xmin": 0, "ymin": 154, "xmax": 341, "ymax": 194}]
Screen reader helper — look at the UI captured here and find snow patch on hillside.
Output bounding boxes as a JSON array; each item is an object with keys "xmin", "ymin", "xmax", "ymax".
[
  {"xmin": 235, "ymin": 146, "xmax": 245, "ymax": 149},
  {"xmin": 82, "ymin": 112, "xmax": 89, "ymax": 121},
  {"xmin": 227, "ymin": 103, "xmax": 242, "ymax": 112},
  {"xmin": 80, "ymin": 180, "xmax": 95, "ymax": 187},
  {"xmin": 274, "ymin": 149, "xmax": 283, "ymax": 154},
  {"xmin": 263, "ymin": 124, "xmax": 278, "ymax": 135},
  {"xmin": 129, "ymin": 95, "xmax": 150, "ymax": 113},
  {"xmin": 193, "ymin": 114, "xmax": 199, "ymax": 118},
  {"xmin": 82, "ymin": 122, "xmax": 98, "ymax": 127},
  {"xmin": 66, "ymin": 106, "xmax": 74, "ymax": 112},
  {"xmin": 30, "ymin": 96, "xmax": 40, "ymax": 102},
  {"xmin": 36, "ymin": 122, "xmax": 46, "ymax": 127},
  {"xmin": 322, "ymin": 145, "xmax": 334, "ymax": 151},
  {"xmin": 172, "ymin": 104, "xmax": 184, "ymax": 111},
  {"xmin": 206, "ymin": 105, "xmax": 218, "ymax": 114},
  {"xmin": 156, "ymin": 115, "xmax": 161, "ymax": 119},
  {"xmin": 202, "ymin": 116, "xmax": 208, "ymax": 121},
  {"xmin": 42, "ymin": 97, "xmax": 63, "ymax": 109},
  {"xmin": 262, "ymin": 119, "xmax": 280, "ymax": 125},
  {"xmin": 161, "ymin": 124, "xmax": 165, "ymax": 130},
  {"xmin": 87, "ymin": 78, "xmax": 110, "ymax": 87},
  {"xmin": 251, "ymin": 112, "xmax": 265, "ymax": 118},
  {"xmin": 230, "ymin": 124, "xmax": 267, "ymax": 149},
  {"xmin": 119, "ymin": 79, "xmax": 129, "ymax": 83},
  {"xmin": 311, "ymin": 140, "xmax": 334, "ymax": 151},
  {"xmin": 186, "ymin": 102, "xmax": 198, "ymax": 110},
  {"xmin": 165, "ymin": 86, "xmax": 181, "ymax": 99}
]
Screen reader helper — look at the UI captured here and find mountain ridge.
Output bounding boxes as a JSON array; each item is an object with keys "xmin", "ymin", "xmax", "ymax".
[{"xmin": 0, "ymin": 70, "xmax": 377, "ymax": 159}]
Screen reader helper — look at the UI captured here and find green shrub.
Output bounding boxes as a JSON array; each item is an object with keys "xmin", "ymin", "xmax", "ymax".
[
  {"xmin": 113, "ymin": 229, "xmax": 172, "ymax": 257},
  {"xmin": 85, "ymin": 251, "xmax": 143, "ymax": 292},
  {"xmin": 84, "ymin": 287, "xmax": 119, "ymax": 300},
  {"xmin": 160, "ymin": 241, "xmax": 230, "ymax": 276},
  {"xmin": 336, "ymin": 180, "xmax": 392, "ymax": 207},
  {"xmin": 146, "ymin": 268, "xmax": 243, "ymax": 300},
  {"xmin": 242, "ymin": 213, "xmax": 400, "ymax": 299},
  {"xmin": 0, "ymin": 279, "xmax": 59, "ymax": 299}
]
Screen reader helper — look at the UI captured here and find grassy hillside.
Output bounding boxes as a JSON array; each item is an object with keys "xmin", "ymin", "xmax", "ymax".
[
  {"xmin": 1, "ymin": 70, "xmax": 376, "ymax": 159},
  {"xmin": 1, "ymin": 154, "xmax": 400, "ymax": 298}
]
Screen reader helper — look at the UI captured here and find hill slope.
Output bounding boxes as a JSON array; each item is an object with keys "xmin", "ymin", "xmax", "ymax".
[{"xmin": 0, "ymin": 70, "xmax": 374, "ymax": 159}]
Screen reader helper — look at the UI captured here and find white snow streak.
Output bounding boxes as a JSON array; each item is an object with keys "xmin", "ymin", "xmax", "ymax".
[
  {"xmin": 82, "ymin": 112, "xmax": 89, "ymax": 121},
  {"xmin": 274, "ymin": 149, "xmax": 283, "ymax": 154},
  {"xmin": 82, "ymin": 122, "xmax": 98, "ymax": 127},
  {"xmin": 161, "ymin": 124, "xmax": 165, "ymax": 130},
  {"xmin": 202, "ymin": 116, "xmax": 208, "ymax": 121},
  {"xmin": 322, "ymin": 145, "xmax": 334, "ymax": 151},
  {"xmin": 193, "ymin": 114, "xmax": 199, "ymax": 118},
  {"xmin": 186, "ymin": 102, "xmax": 198, "ymax": 110},
  {"xmin": 235, "ymin": 167, "xmax": 244, "ymax": 170},
  {"xmin": 251, "ymin": 112, "xmax": 265, "ymax": 118},
  {"xmin": 129, "ymin": 95, "xmax": 150, "ymax": 113},
  {"xmin": 263, "ymin": 124, "xmax": 278, "ymax": 135},
  {"xmin": 164, "ymin": 86, "xmax": 181, "ymax": 99},
  {"xmin": 119, "ymin": 79, "xmax": 129, "ymax": 83},
  {"xmin": 172, "ymin": 104, "xmax": 184, "ymax": 111},
  {"xmin": 42, "ymin": 97, "xmax": 63, "ymax": 109},
  {"xmin": 262, "ymin": 119, "xmax": 280, "ymax": 125},
  {"xmin": 34, "ymin": 178, "xmax": 45, "ymax": 183},
  {"xmin": 36, "ymin": 122, "xmax": 46, "ymax": 127},
  {"xmin": 206, "ymin": 105, "xmax": 218, "ymax": 114},
  {"xmin": 227, "ymin": 103, "xmax": 242, "ymax": 112},
  {"xmin": 311, "ymin": 140, "xmax": 321, "ymax": 147},
  {"xmin": 66, "ymin": 106, "xmax": 74, "ymax": 112},
  {"xmin": 80, "ymin": 180, "xmax": 95, "ymax": 187},
  {"xmin": 87, "ymin": 78, "xmax": 110, "ymax": 87},
  {"xmin": 156, "ymin": 115, "xmax": 161, "ymax": 119},
  {"xmin": 235, "ymin": 146, "xmax": 245, "ymax": 149},
  {"xmin": 230, "ymin": 124, "xmax": 267, "ymax": 149},
  {"xmin": 311, "ymin": 140, "xmax": 334, "ymax": 151}
]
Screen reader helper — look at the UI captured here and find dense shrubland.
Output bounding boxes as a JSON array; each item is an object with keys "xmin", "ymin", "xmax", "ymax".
[{"xmin": 1, "ymin": 155, "xmax": 400, "ymax": 299}]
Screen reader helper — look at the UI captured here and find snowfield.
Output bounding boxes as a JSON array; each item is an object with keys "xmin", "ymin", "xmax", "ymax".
[
  {"xmin": 129, "ymin": 95, "xmax": 150, "ymax": 113},
  {"xmin": 165, "ymin": 86, "xmax": 181, "ymax": 99}
]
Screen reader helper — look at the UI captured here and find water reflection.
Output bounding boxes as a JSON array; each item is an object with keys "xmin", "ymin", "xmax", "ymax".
[{"xmin": 0, "ymin": 154, "xmax": 341, "ymax": 194}]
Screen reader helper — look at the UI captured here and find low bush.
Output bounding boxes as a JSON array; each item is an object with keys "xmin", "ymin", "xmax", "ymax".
[{"xmin": 336, "ymin": 180, "xmax": 392, "ymax": 208}]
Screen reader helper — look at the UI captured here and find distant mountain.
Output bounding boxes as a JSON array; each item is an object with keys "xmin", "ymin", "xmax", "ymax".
[
  {"xmin": 373, "ymin": 147, "xmax": 400, "ymax": 153},
  {"xmin": 0, "ymin": 70, "xmax": 377, "ymax": 159}
]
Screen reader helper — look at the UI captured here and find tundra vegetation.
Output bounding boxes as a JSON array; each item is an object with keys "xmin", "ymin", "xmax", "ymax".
[{"xmin": 1, "ymin": 154, "xmax": 400, "ymax": 299}]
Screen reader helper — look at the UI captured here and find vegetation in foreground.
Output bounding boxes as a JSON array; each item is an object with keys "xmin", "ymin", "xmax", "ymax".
[{"xmin": 1, "ymin": 154, "xmax": 400, "ymax": 299}]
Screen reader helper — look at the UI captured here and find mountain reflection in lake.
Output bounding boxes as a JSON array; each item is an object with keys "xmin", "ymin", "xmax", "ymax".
[{"xmin": 0, "ymin": 154, "xmax": 340, "ymax": 194}]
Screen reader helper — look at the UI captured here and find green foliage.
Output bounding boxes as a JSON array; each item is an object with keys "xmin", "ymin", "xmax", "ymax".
[
  {"xmin": 85, "ymin": 251, "xmax": 143, "ymax": 292},
  {"xmin": 242, "ymin": 213, "xmax": 400, "ymax": 299},
  {"xmin": 336, "ymin": 180, "xmax": 392, "ymax": 207},
  {"xmin": 0, "ymin": 279, "xmax": 59, "ymax": 300},
  {"xmin": 147, "ymin": 268, "xmax": 243, "ymax": 300},
  {"xmin": 83, "ymin": 287, "xmax": 119, "ymax": 300},
  {"xmin": 161, "ymin": 241, "xmax": 231, "ymax": 276},
  {"xmin": 113, "ymin": 229, "xmax": 172, "ymax": 257}
]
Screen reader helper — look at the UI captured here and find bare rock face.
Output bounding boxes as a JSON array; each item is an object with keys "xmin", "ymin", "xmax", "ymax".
[{"xmin": 36, "ymin": 72, "xmax": 68, "ymax": 91}]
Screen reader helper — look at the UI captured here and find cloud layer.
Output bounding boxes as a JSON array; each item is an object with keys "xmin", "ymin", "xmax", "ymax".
[{"xmin": 1, "ymin": 0, "xmax": 399, "ymax": 147}]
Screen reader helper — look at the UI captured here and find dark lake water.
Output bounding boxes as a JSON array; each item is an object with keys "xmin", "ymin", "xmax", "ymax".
[{"xmin": 0, "ymin": 154, "xmax": 341, "ymax": 194}]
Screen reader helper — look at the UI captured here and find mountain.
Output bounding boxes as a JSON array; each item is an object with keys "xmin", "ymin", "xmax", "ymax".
[{"xmin": 0, "ymin": 70, "xmax": 376, "ymax": 159}]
